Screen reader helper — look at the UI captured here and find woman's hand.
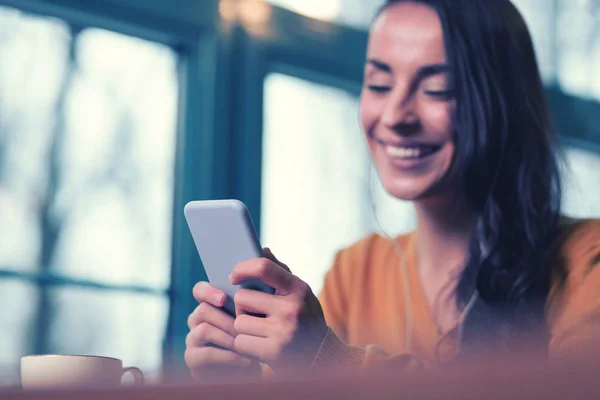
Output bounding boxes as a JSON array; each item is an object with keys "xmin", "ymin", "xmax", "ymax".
[
  {"xmin": 230, "ymin": 249, "xmax": 328, "ymax": 376},
  {"xmin": 185, "ymin": 282, "xmax": 260, "ymax": 383}
]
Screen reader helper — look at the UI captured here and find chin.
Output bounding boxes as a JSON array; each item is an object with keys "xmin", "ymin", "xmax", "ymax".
[{"xmin": 380, "ymin": 175, "xmax": 433, "ymax": 201}]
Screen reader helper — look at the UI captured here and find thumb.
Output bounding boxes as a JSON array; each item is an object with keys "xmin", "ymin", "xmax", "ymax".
[{"xmin": 263, "ymin": 247, "xmax": 292, "ymax": 273}]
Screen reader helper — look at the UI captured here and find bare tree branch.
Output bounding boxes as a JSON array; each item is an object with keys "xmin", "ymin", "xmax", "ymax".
[{"xmin": 34, "ymin": 24, "xmax": 82, "ymax": 354}]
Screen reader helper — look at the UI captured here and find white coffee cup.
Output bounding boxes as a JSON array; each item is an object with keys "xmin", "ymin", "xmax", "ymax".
[{"xmin": 21, "ymin": 354, "xmax": 144, "ymax": 390}]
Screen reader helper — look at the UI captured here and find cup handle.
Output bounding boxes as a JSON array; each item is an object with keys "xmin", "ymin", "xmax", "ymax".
[{"xmin": 122, "ymin": 366, "xmax": 144, "ymax": 385}]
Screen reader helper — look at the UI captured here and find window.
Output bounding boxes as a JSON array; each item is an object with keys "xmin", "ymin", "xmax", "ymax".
[{"xmin": 0, "ymin": 4, "xmax": 178, "ymax": 385}]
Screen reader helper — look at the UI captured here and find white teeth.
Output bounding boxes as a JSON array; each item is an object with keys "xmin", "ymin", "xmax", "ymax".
[{"xmin": 386, "ymin": 146, "xmax": 422, "ymax": 159}]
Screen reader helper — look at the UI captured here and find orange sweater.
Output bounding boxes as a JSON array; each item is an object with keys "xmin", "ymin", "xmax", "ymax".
[{"xmin": 311, "ymin": 218, "xmax": 600, "ymax": 374}]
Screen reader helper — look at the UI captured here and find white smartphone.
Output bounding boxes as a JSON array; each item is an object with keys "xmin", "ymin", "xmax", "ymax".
[{"xmin": 184, "ymin": 199, "xmax": 275, "ymax": 316}]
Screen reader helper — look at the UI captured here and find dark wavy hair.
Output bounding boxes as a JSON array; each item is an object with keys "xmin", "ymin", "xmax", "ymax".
[{"xmin": 378, "ymin": 0, "xmax": 564, "ymax": 338}]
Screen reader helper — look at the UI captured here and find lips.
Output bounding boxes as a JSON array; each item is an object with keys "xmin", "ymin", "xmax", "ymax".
[
  {"xmin": 385, "ymin": 144, "xmax": 441, "ymax": 159},
  {"xmin": 372, "ymin": 136, "xmax": 442, "ymax": 160}
]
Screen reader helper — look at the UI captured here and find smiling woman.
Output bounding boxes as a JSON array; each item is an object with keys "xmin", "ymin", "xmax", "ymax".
[{"xmin": 185, "ymin": 0, "xmax": 600, "ymax": 381}]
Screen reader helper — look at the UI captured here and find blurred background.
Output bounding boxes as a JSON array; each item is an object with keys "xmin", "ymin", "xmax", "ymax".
[{"xmin": 0, "ymin": 0, "xmax": 599, "ymax": 386}]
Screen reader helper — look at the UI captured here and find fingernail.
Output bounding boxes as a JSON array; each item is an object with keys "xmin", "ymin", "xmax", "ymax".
[
  {"xmin": 228, "ymin": 273, "xmax": 233, "ymax": 283},
  {"xmin": 214, "ymin": 293, "xmax": 224, "ymax": 304}
]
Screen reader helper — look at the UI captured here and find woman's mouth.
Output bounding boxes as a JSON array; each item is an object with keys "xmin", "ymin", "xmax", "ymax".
[
  {"xmin": 384, "ymin": 144, "xmax": 441, "ymax": 159},
  {"xmin": 373, "ymin": 137, "xmax": 443, "ymax": 160}
]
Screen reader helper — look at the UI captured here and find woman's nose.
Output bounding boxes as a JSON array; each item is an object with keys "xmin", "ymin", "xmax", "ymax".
[
  {"xmin": 380, "ymin": 86, "xmax": 419, "ymax": 131},
  {"xmin": 380, "ymin": 89, "xmax": 420, "ymax": 135}
]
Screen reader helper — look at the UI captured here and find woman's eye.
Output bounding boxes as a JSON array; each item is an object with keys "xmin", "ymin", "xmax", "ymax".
[
  {"xmin": 366, "ymin": 85, "xmax": 391, "ymax": 93},
  {"xmin": 423, "ymin": 89, "xmax": 454, "ymax": 99}
]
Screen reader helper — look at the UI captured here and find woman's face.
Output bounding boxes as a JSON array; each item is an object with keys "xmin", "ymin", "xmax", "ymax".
[{"xmin": 360, "ymin": 2, "xmax": 456, "ymax": 201}]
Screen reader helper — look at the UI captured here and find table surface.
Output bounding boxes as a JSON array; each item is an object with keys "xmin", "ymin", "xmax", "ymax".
[{"xmin": 2, "ymin": 353, "xmax": 599, "ymax": 399}]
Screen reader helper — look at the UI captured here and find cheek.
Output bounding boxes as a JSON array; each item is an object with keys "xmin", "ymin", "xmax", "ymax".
[
  {"xmin": 419, "ymin": 102, "xmax": 455, "ymax": 178},
  {"xmin": 440, "ymin": 143, "xmax": 455, "ymax": 171},
  {"xmin": 359, "ymin": 92, "xmax": 380, "ymax": 137},
  {"xmin": 419, "ymin": 102, "xmax": 453, "ymax": 139},
  {"xmin": 359, "ymin": 93, "xmax": 384, "ymax": 159},
  {"xmin": 433, "ymin": 142, "xmax": 458, "ymax": 191}
]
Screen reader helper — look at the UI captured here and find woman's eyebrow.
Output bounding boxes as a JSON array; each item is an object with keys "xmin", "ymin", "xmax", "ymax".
[
  {"xmin": 415, "ymin": 64, "xmax": 450, "ymax": 80},
  {"xmin": 366, "ymin": 58, "xmax": 392, "ymax": 73},
  {"xmin": 366, "ymin": 59, "xmax": 449, "ymax": 79}
]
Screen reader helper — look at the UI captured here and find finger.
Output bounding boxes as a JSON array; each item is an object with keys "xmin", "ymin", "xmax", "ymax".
[
  {"xmin": 234, "ymin": 288, "xmax": 280, "ymax": 316},
  {"xmin": 188, "ymin": 303, "xmax": 236, "ymax": 337},
  {"xmin": 263, "ymin": 248, "xmax": 292, "ymax": 273},
  {"xmin": 234, "ymin": 335, "xmax": 280, "ymax": 362},
  {"xmin": 230, "ymin": 258, "xmax": 296, "ymax": 295},
  {"xmin": 233, "ymin": 313, "xmax": 272, "ymax": 338},
  {"xmin": 185, "ymin": 346, "xmax": 251, "ymax": 370},
  {"xmin": 186, "ymin": 322, "xmax": 236, "ymax": 350},
  {"xmin": 192, "ymin": 281, "xmax": 227, "ymax": 308}
]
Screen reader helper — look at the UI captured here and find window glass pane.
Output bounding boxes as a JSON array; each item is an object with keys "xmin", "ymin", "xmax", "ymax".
[
  {"xmin": 0, "ymin": 5, "xmax": 179, "ymax": 289},
  {"xmin": 46, "ymin": 287, "xmax": 168, "ymax": 383},
  {"xmin": 261, "ymin": 73, "xmax": 415, "ymax": 294},
  {"xmin": 556, "ymin": 0, "xmax": 600, "ymax": 99},
  {"xmin": 0, "ymin": 7, "xmax": 70, "ymax": 272},
  {"xmin": 511, "ymin": 0, "xmax": 556, "ymax": 82},
  {"xmin": 0, "ymin": 280, "xmax": 38, "ymax": 387},
  {"xmin": 562, "ymin": 146, "xmax": 600, "ymax": 218}
]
